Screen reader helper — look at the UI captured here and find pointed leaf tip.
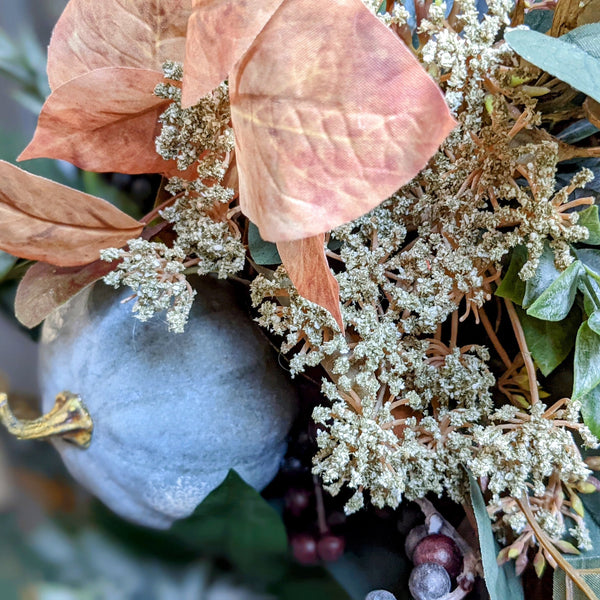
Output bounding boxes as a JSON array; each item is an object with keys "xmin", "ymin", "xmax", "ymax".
[{"xmin": 277, "ymin": 235, "xmax": 344, "ymax": 333}]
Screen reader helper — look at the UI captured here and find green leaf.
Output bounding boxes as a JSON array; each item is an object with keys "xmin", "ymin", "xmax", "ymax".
[
  {"xmin": 524, "ymin": 9, "xmax": 554, "ymax": 33},
  {"xmin": 248, "ymin": 222, "xmax": 282, "ymax": 265},
  {"xmin": 589, "ymin": 311, "xmax": 600, "ymax": 335},
  {"xmin": 170, "ymin": 470, "xmax": 288, "ymax": 581},
  {"xmin": 527, "ymin": 261, "xmax": 582, "ymax": 321},
  {"xmin": 581, "ymin": 384, "xmax": 600, "ymax": 440},
  {"xmin": 505, "ymin": 24, "xmax": 600, "ymax": 103},
  {"xmin": 574, "ymin": 320, "xmax": 600, "ymax": 399},
  {"xmin": 496, "ymin": 245, "xmax": 527, "ymax": 304},
  {"xmin": 517, "ymin": 305, "xmax": 581, "ymax": 376},
  {"xmin": 468, "ymin": 473, "xmax": 525, "ymax": 600},
  {"xmin": 0, "ymin": 251, "xmax": 17, "ymax": 281},
  {"xmin": 577, "ymin": 248, "xmax": 600, "ymax": 277},
  {"xmin": 578, "ymin": 206, "xmax": 600, "ymax": 245},
  {"xmin": 522, "ymin": 243, "xmax": 561, "ymax": 308}
]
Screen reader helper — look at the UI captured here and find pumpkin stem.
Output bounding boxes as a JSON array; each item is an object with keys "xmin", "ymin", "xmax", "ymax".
[{"xmin": 0, "ymin": 391, "xmax": 93, "ymax": 449}]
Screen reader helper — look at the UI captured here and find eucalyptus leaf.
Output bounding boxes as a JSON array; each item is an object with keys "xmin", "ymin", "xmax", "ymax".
[
  {"xmin": 496, "ymin": 245, "xmax": 527, "ymax": 304},
  {"xmin": 577, "ymin": 248, "xmax": 600, "ymax": 276},
  {"xmin": 248, "ymin": 222, "xmax": 281, "ymax": 265},
  {"xmin": 578, "ymin": 206, "xmax": 600, "ymax": 245},
  {"xmin": 468, "ymin": 473, "xmax": 525, "ymax": 600},
  {"xmin": 0, "ymin": 251, "xmax": 17, "ymax": 281},
  {"xmin": 581, "ymin": 384, "xmax": 600, "ymax": 440},
  {"xmin": 556, "ymin": 119, "xmax": 600, "ymax": 143},
  {"xmin": 590, "ymin": 311, "xmax": 600, "ymax": 335},
  {"xmin": 505, "ymin": 24, "xmax": 600, "ymax": 103},
  {"xmin": 526, "ymin": 260, "xmax": 582, "ymax": 321},
  {"xmin": 517, "ymin": 305, "xmax": 581, "ymax": 376},
  {"xmin": 522, "ymin": 243, "xmax": 561, "ymax": 308},
  {"xmin": 523, "ymin": 9, "xmax": 554, "ymax": 33},
  {"xmin": 170, "ymin": 470, "xmax": 288, "ymax": 582},
  {"xmin": 573, "ymin": 320, "xmax": 600, "ymax": 399}
]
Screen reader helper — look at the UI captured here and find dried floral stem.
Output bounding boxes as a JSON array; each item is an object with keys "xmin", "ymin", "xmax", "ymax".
[
  {"xmin": 504, "ymin": 299, "xmax": 539, "ymax": 404},
  {"xmin": 478, "ymin": 306, "xmax": 512, "ymax": 369},
  {"xmin": 516, "ymin": 495, "xmax": 596, "ymax": 600}
]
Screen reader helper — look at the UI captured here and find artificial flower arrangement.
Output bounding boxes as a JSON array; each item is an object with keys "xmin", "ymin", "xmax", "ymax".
[{"xmin": 1, "ymin": 0, "xmax": 600, "ymax": 598}]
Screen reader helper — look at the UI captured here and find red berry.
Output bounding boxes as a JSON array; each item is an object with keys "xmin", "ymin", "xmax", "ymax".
[
  {"xmin": 317, "ymin": 534, "xmax": 345, "ymax": 562},
  {"xmin": 291, "ymin": 534, "xmax": 318, "ymax": 564},
  {"xmin": 413, "ymin": 534, "xmax": 463, "ymax": 579},
  {"xmin": 285, "ymin": 488, "xmax": 312, "ymax": 517}
]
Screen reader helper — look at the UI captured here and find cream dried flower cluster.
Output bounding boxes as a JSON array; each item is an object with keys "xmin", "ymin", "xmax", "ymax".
[
  {"xmin": 101, "ymin": 62, "xmax": 245, "ymax": 331},
  {"xmin": 100, "ymin": 0, "xmax": 599, "ymax": 556},
  {"xmin": 251, "ymin": 0, "xmax": 598, "ymax": 551}
]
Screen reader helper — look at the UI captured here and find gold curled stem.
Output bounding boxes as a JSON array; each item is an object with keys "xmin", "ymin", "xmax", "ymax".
[{"xmin": 0, "ymin": 391, "xmax": 93, "ymax": 449}]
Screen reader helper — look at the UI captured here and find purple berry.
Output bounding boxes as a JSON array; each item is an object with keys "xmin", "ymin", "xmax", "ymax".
[
  {"xmin": 409, "ymin": 563, "xmax": 451, "ymax": 600},
  {"xmin": 291, "ymin": 534, "xmax": 318, "ymax": 564},
  {"xmin": 317, "ymin": 534, "xmax": 345, "ymax": 562},
  {"xmin": 285, "ymin": 488, "xmax": 312, "ymax": 517},
  {"xmin": 365, "ymin": 591, "xmax": 397, "ymax": 600},
  {"xmin": 413, "ymin": 534, "xmax": 463, "ymax": 579}
]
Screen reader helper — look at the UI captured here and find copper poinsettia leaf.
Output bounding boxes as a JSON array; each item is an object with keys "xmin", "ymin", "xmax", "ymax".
[
  {"xmin": 277, "ymin": 234, "xmax": 343, "ymax": 332},
  {"xmin": 181, "ymin": 0, "xmax": 283, "ymax": 108},
  {"xmin": 47, "ymin": 0, "xmax": 190, "ymax": 90},
  {"xmin": 19, "ymin": 68, "xmax": 172, "ymax": 175},
  {"xmin": 0, "ymin": 161, "xmax": 142, "ymax": 266},
  {"xmin": 230, "ymin": 0, "xmax": 457, "ymax": 242},
  {"xmin": 14, "ymin": 259, "xmax": 119, "ymax": 328}
]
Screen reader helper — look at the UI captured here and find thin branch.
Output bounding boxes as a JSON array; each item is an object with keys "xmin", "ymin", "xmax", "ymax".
[
  {"xmin": 516, "ymin": 495, "xmax": 596, "ymax": 600},
  {"xmin": 504, "ymin": 298, "xmax": 539, "ymax": 404},
  {"xmin": 478, "ymin": 306, "xmax": 512, "ymax": 369}
]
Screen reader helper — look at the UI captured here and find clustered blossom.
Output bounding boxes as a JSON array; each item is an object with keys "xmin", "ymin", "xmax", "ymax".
[
  {"xmin": 102, "ymin": 62, "xmax": 245, "ymax": 327},
  {"xmin": 101, "ymin": 239, "xmax": 195, "ymax": 333},
  {"xmin": 250, "ymin": 0, "xmax": 598, "ymax": 552},
  {"xmin": 97, "ymin": 0, "xmax": 600, "ymax": 560}
]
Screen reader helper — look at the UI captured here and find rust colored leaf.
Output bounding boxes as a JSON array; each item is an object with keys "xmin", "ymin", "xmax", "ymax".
[
  {"xmin": 47, "ymin": 0, "xmax": 190, "ymax": 90},
  {"xmin": 584, "ymin": 97, "xmax": 600, "ymax": 129},
  {"xmin": 230, "ymin": 0, "xmax": 457, "ymax": 242},
  {"xmin": 19, "ymin": 68, "xmax": 171, "ymax": 175},
  {"xmin": 15, "ymin": 259, "xmax": 118, "ymax": 328},
  {"xmin": 277, "ymin": 234, "xmax": 343, "ymax": 332},
  {"xmin": 0, "ymin": 161, "xmax": 142, "ymax": 266},
  {"xmin": 181, "ymin": 0, "xmax": 283, "ymax": 108}
]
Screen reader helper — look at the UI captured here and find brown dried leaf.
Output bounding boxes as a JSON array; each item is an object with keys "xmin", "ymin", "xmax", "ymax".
[
  {"xmin": 277, "ymin": 234, "xmax": 343, "ymax": 332},
  {"xmin": 19, "ymin": 68, "xmax": 171, "ymax": 175},
  {"xmin": 584, "ymin": 97, "xmax": 600, "ymax": 129},
  {"xmin": 47, "ymin": 0, "xmax": 190, "ymax": 90},
  {"xmin": 230, "ymin": 0, "xmax": 457, "ymax": 242},
  {"xmin": 181, "ymin": 0, "xmax": 283, "ymax": 107},
  {"xmin": 0, "ymin": 161, "xmax": 142, "ymax": 266},
  {"xmin": 14, "ymin": 260, "xmax": 117, "ymax": 328}
]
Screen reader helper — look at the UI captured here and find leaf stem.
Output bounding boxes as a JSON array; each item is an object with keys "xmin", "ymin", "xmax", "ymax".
[
  {"xmin": 504, "ymin": 298, "xmax": 539, "ymax": 404},
  {"xmin": 515, "ymin": 495, "xmax": 596, "ymax": 600}
]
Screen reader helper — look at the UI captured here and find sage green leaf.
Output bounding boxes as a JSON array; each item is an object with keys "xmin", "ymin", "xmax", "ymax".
[
  {"xmin": 577, "ymin": 248, "xmax": 600, "ymax": 277},
  {"xmin": 468, "ymin": 473, "xmax": 525, "ymax": 600},
  {"xmin": 527, "ymin": 261, "xmax": 582, "ymax": 321},
  {"xmin": 581, "ymin": 384, "xmax": 600, "ymax": 440},
  {"xmin": 496, "ymin": 245, "xmax": 527, "ymax": 304},
  {"xmin": 171, "ymin": 470, "xmax": 288, "ymax": 581},
  {"xmin": 574, "ymin": 321, "xmax": 600, "ymax": 399},
  {"xmin": 522, "ymin": 243, "xmax": 561, "ymax": 308},
  {"xmin": 523, "ymin": 9, "xmax": 554, "ymax": 33},
  {"xmin": 578, "ymin": 206, "xmax": 600, "ymax": 245},
  {"xmin": 505, "ymin": 24, "xmax": 600, "ymax": 103},
  {"xmin": 590, "ymin": 311, "xmax": 600, "ymax": 335},
  {"xmin": 517, "ymin": 305, "xmax": 581, "ymax": 376},
  {"xmin": 248, "ymin": 222, "xmax": 281, "ymax": 265},
  {"xmin": 0, "ymin": 251, "xmax": 16, "ymax": 281}
]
